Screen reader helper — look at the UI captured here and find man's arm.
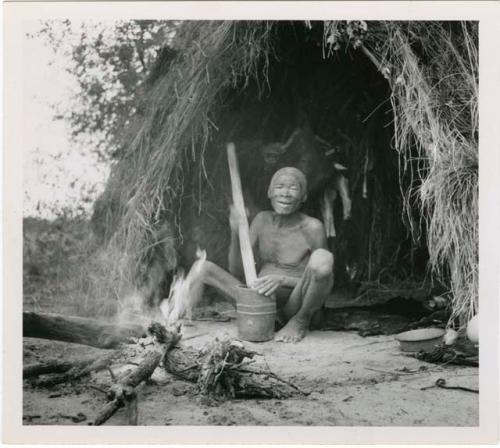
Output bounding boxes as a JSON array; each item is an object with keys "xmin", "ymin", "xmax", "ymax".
[
  {"xmin": 279, "ymin": 219, "xmax": 327, "ymax": 289},
  {"xmin": 307, "ymin": 217, "xmax": 329, "ymax": 251}
]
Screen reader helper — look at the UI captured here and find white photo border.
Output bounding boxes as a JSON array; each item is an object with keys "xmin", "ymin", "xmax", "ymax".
[{"xmin": 4, "ymin": 1, "xmax": 499, "ymax": 444}]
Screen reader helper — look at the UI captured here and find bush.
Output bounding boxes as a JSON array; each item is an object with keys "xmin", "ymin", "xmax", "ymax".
[{"xmin": 23, "ymin": 216, "xmax": 105, "ymax": 316}]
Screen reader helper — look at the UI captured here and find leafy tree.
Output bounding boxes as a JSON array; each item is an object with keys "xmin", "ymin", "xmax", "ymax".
[{"xmin": 31, "ymin": 20, "xmax": 178, "ymax": 160}]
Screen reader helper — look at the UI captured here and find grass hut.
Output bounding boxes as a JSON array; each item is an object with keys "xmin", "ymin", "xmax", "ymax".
[{"xmin": 92, "ymin": 21, "xmax": 478, "ymax": 329}]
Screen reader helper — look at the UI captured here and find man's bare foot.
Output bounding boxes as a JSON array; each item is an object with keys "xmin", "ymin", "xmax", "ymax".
[{"xmin": 275, "ymin": 317, "xmax": 308, "ymax": 343}]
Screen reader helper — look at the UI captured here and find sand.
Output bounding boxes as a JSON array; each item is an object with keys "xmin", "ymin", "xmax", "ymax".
[{"xmin": 23, "ymin": 316, "xmax": 478, "ymax": 427}]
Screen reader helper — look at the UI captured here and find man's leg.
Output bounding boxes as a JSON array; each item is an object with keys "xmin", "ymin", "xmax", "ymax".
[
  {"xmin": 275, "ymin": 248, "xmax": 333, "ymax": 342},
  {"xmin": 187, "ymin": 259, "xmax": 244, "ymax": 308}
]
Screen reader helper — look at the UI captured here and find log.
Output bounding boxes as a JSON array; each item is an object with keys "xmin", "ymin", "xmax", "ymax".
[
  {"xmin": 92, "ymin": 350, "xmax": 162, "ymax": 425},
  {"xmin": 227, "ymin": 142, "xmax": 257, "ymax": 286},
  {"xmin": 24, "ymin": 360, "xmax": 80, "ymax": 379},
  {"xmin": 31, "ymin": 352, "xmax": 117, "ymax": 388},
  {"xmin": 23, "ymin": 312, "xmax": 146, "ymax": 349},
  {"xmin": 93, "ymin": 399, "xmax": 122, "ymax": 426},
  {"xmin": 91, "ymin": 325, "xmax": 180, "ymax": 425}
]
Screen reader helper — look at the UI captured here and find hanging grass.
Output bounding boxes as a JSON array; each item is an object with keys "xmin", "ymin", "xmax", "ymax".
[
  {"xmin": 360, "ymin": 21, "xmax": 478, "ymax": 327},
  {"xmin": 94, "ymin": 20, "xmax": 478, "ymax": 328},
  {"xmin": 93, "ymin": 21, "xmax": 275, "ymax": 302}
]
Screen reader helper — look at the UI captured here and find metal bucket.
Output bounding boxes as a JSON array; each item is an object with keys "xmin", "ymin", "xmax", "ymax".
[{"xmin": 236, "ymin": 286, "xmax": 276, "ymax": 342}]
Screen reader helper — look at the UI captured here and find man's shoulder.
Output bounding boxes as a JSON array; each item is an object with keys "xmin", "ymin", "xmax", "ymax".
[
  {"xmin": 301, "ymin": 215, "xmax": 325, "ymax": 234},
  {"xmin": 254, "ymin": 210, "xmax": 273, "ymax": 222},
  {"xmin": 251, "ymin": 211, "xmax": 272, "ymax": 228}
]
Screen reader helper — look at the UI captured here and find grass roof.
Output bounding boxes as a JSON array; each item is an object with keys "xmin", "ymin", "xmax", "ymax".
[{"xmin": 94, "ymin": 20, "xmax": 478, "ymax": 328}]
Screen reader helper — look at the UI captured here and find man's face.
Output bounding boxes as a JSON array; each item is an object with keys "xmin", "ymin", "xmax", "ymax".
[{"xmin": 268, "ymin": 173, "xmax": 305, "ymax": 215}]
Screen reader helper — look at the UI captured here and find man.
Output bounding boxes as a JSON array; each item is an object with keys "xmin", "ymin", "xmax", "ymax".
[{"xmin": 188, "ymin": 167, "xmax": 334, "ymax": 342}]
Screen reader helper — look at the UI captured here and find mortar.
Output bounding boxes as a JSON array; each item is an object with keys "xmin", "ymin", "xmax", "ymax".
[{"xmin": 236, "ymin": 286, "xmax": 276, "ymax": 342}]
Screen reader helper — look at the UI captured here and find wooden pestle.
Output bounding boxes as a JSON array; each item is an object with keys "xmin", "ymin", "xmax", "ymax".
[{"xmin": 226, "ymin": 142, "xmax": 257, "ymax": 286}]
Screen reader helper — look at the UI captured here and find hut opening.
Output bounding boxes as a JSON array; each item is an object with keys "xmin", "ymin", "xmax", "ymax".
[
  {"xmin": 92, "ymin": 21, "xmax": 478, "ymax": 329},
  {"xmin": 174, "ymin": 22, "xmax": 430, "ymax": 305}
]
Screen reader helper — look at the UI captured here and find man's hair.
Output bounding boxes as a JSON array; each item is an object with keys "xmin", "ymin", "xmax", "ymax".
[{"xmin": 267, "ymin": 167, "xmax": 307, "ymax": 198}]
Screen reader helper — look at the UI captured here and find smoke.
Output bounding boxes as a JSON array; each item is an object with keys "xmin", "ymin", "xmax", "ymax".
[
  {"xmin": 117, "ymin": 289, "xmax": 147, "ymax": 326},
  {"xmin": 160, "ymin": 248, "xmax": 207, "ymax": 326}
]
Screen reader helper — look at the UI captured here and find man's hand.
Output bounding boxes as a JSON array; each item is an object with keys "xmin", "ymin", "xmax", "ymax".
[{"xmin": 251, "ymin": 275, "xmax": 285, "ymax": 297}]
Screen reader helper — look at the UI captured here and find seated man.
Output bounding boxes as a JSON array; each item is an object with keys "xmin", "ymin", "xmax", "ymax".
[{"xmin": 188, "ymin": 167, "xmax": 334, "ymax": 342}]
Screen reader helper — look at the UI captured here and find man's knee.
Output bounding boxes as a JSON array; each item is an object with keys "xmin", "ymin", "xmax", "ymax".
[
  {"xmin": 308, "ymin": 249, "xmax": 334, "ymax": 279},
  {"xmin": 191, "ymin": 259, "xmax": 215, "ymax": 279}
]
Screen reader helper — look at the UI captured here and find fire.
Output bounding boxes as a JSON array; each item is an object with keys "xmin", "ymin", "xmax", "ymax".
[{"xmin": 160, "ymin": 247, "xmax": 207, "ymax": 326}]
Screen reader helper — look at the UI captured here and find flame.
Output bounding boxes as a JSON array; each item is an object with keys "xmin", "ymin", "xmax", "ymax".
[{"xmin": 160, "ymin": 247, "xmax": 207, "ymax": 326}]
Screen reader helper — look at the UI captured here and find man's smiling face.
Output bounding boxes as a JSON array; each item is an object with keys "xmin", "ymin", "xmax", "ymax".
[{"xmin": 268, "ymin": 173, "xmax": 305, "ymax": 215}]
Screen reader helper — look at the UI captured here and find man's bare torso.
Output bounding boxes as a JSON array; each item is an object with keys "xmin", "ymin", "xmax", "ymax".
[{"xmin": 252, "ymin": 211, "xmax": 320, "ymax": 278}]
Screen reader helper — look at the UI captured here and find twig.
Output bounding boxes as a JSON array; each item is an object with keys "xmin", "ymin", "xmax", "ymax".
[
  {"xmin": 48, "ymin": 393, "xmax": 62, "ymax": 398},
  {"xmin": 227, "ymin": 359, "xmax": 256, "ymax": 370},
  {"xmin": 236, "ymin": 366, "xmax": 309, "ymax": 396},
  {"xmin": 364, "ymin": 367, "xmax": 404, "ymax": 376},
  {"xmin": 421, "ymin": 378, "xmax": 478, "ymax": 393},
  {"xmin": 213, "ymin": 352, "xmax": 230, "ymax": 384},
  {"xmin": 261, "ymin": 357, "xmax": 309, "ymax": 395},
  {"xmin": 107, "ymin": 367, "xmax": 116, "ymax": 382},
  {"xmin": 183, "ymin": 332, "xmax": 208, "ymax": 341},
  {"xmin": 89, "ymin": 384, "xmax": 108, "ymax": 395},
  {"xmin": 266, "ymin": 371, "xmax": 310, "ymax": 396}
]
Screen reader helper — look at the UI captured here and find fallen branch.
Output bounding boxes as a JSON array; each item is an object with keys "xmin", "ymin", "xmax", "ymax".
[
  {"xmin": 31, "ymin": 351, "xmax": 118, "ymax": 388},
  {"xmin": 91, "ymin": 323, "xmax": 181, "ymax": 426},
  {"xmin": 92, "ymin": 350, "xmax": 162, "ymax": 426},
  {"xmin": 23, "ymin": 312, "xmax": 145, "ymax": 349},
  {"xmin": 24, "ymin": 360, "xmax": 86, "ymax": 379}
]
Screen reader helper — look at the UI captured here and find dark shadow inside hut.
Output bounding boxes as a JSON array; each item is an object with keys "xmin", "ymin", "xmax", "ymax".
[{"xmin": 174, "ymin": 22, "xmax": 439, "ymax": 330}]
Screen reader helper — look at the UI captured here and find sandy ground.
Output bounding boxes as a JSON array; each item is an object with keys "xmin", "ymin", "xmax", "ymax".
[{"xmin": 23, "ymin": 316, "xmax": 478, "ymax": 427}]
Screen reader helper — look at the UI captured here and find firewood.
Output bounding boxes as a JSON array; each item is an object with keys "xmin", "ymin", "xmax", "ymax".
[
  {"xmin": 24, "ymin": 360, "xmax": 85, "ymax": 379},
  {"xmin": 23, "ymin": 311, "xmax": 145, "ymax": 349},
  {"xmin": 92, "ymin": 399, "xmax": 121, "ymax": 426},
  {"xmin": 31, "ymin": 352, "xmax": 118, "ymax": 388},
  {"xmin": 90, "ymin": 323, "xmax": 178, "ymax": 426},
  {"xmin": 92, "ymin": 350, "xmax": 162, "ymax": 425},
  {"xmin": 164, "ymin": 338, "xmax": 304, "ymax": 400}
]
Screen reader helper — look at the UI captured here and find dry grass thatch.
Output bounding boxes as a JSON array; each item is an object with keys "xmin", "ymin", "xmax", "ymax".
[
  {"xmin": 95, "ymin": 21, "xmax": 275, "ymax": 299},
  {"xmin": 95, "ymin": 21, "xmax": 478, "ymax": 328},
  {"xmin": 363, "ymin": 22, "xmax": 478, "ymax": 327}
]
